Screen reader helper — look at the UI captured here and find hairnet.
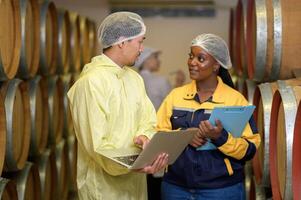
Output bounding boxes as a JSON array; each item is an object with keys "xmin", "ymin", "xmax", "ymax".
[
  {"xmin": 134, "ymin": 47, "xmax": 160, "ymax": 69},
  {"xmin": 191, "ymin": 33, "xmax": 232, "ymax": 69},
  {"xmin": 98, "ymin": 12, "xmax": 146, "ymax": 48}
]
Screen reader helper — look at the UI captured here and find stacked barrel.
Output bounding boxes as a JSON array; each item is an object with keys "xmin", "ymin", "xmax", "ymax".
[
  {"xmin": 229, "ymin": 0, "xmax": 301, "ymax": 199},
  {"xmin": 0, "ymin": 0, "xmax": 97, "ymax": 199}
]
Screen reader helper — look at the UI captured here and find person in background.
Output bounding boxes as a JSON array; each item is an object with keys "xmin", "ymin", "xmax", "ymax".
[
  {"xmin": 157, "ymin": 33, "xmax": 261, "ymax": 200},
  {"xmin": 174, "ymin": 69, "xmax": 186, "ymax": 88},
  {"xmin": 67, "ymin": 12, "xmax": 168, "ymax": 200},
  {"xmin": 135, "ymin": 47, "xmax": 172, "ymax": 111},
  {"xmin": 134, "ymin": 47, "xmax": 171, "ymax": 200}
]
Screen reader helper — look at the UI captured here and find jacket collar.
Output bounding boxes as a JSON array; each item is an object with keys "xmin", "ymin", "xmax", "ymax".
[
  {"xmin": 183, "ymin": 76, "xmax": 226, "ymax": 104},
  {"xmin": 92, "ymin": 54, "xmax": 128, "ymax": 78}
]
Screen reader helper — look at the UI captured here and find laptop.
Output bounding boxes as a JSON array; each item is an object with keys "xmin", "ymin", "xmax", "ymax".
[{"xmin": 99, "ymin": 129, "xmax": 197, "ymax": 169}]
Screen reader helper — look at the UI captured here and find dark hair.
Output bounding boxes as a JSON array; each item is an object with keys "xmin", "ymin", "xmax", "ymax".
[
  {"xmin": 218, "ymin": 67, "xmax": 235, "ymax": 89},
  {"xmin": 103, "ymin": 46, "xmax": 112, "ymax": 52}
]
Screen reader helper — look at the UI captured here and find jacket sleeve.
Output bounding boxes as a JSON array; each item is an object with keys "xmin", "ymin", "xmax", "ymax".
[
  {"xmin": 156, "ymin": 90, "xmax": 174, "ymax": 131},
  {"xmin": 68, "ymin": 77, "xmax": 130, "ymax": 176},
  {"xmin": 211, "ymin": 97, "xmax": 261, "ymax": 161}
]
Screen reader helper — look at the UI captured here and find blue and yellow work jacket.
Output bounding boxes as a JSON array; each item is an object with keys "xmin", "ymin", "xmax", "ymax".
[{"xmin": 156, "ymin": 76, "xmax": 261, "ymax": 189}]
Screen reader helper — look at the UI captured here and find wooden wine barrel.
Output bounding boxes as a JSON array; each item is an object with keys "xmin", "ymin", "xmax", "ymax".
[
  {"xmin": 252, "ymin": 79, "xmax": 301, "ymax": 192},
  {"xmin": 67, "ymin": 136, "xmax": 77, "ymax": 191},
  {"xmin": 47, "ymin": 76, "xmax": 64, "ymax": 145},
  {"xmin": 1, "ymin": 79, "xmax": 31, "ymax": 172},
  {"xmin": 293, "ymin": 96, "xmax": 301, "ymax": 200},
  {"xmin": 57, "ymin": 9, "xmax": 71, "ymax": 75},
  {"xmin": 0, "ymin": 94, "xmax": 6, "ymax": 175},
  {"xmin": 88, "ymin": 19, "xmax": 97, "ymax": 59},
  {"xmin": 269, "ymin": 85, "xmax": 301, "ymax": 199},
  {"xmin": 0, "ymin": 0, "xmax": 21, "ymax": 80},
  {"xmin": 234, "ymin": 0, "xmax": 248, "ymax": 76},
  {"xmin": 242, "ymin": 79, "xmax": 257, "ymax": 103},
  {"xmin": 229, "ymin": 8, "xmax": 235, "ymax": 66},
  {"xmin": 38, "ymin": 149, "xmax": 57, "ymax": 200},
  {"xmin": 246, "ymin": 0, "xmax": 269, "ymax": 81},
  {"xmin": 0, "ymin": 177, "xmax": 18, "ymax": 200},
  {"xmin": 62, "ymin": 74, "xmax": 75, "ymax": 138},
  {"xmin": 28, "ymin": 76, "xmax": 49, "ymax": 158},
  {"xmin": 5, "ymin": 162, "xmax": 41, "ymax": 200},
  {"xmin": 246, "ymin": 0, "xmax": 301, "ymax": 82},
  {"xmin": 245, "ymin": 161, "xmax": 268, "ymax": 200},
  {"xmin": 55, "ymin": 139, "xmax": 68, "ymax": 199},
  {"xmin": 39, "ymin": 1, "xmax": 58, "ymax": 76},
  {"xmin": 15, "ymin": 162, "xmax": 41, "ymax": 199},
  {"xmin": 234, "ymin": 76, "xmax": 244, "ymax": 94},
  {"xmin": 252, "ymin": 83, "xmax": 273, "ymax": 187},
  {"xmin": 69, "ymin": 12, "xmax": 81, "ymax": 73},
  {"xmin": 17, "ymin": 0, "xmax": 40, "ymax": 79},
  {"xmin": 80, "ymin": 16, "xmax": 90, "ymax": 66},
  {"xmin": 245, "ymin": 161, "xmax": 256, "ymax": 200}
]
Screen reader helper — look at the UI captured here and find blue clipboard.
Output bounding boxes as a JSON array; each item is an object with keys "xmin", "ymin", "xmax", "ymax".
[{"xmin": 197, "ymin": 105, "xmax": 256, "ymax": 151}]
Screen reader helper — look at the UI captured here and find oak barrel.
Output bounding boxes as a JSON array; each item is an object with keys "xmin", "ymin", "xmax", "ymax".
[
  {"xmin": 88, "ymin": 19, "xmax": 97, "ymax": 59},
  {"xmin": 17, "ymin": 0, "xmax": 40, "ymax": 79},
  {"xmin": 80, "ymin": 16, "xmax": 90, "ymax": 66},
  {"xmin": 234, "ymin": 0, "xmax": 248, "ymax": 76},
  {"xmin": 0, "ymin": 94, "xmax": 6, "ymax": 175},
  {"xmin": 39, "ymin": 1, "xmax": 58, "ymax": 76},
  {"xmin": 57, "ymin": 9, "xmax": 71, "ymax": 75},
  {"xmin": 69, "ymin": 12, "xmax": 81, "ymax": 72},
  {"xmin": 47, "ymin": 76, "xmax": 64, "ymax": 145},
  {"xmin": 269, "ymin": 84, "xmax": 301, "ymax": 199},
  {"xmin": 1, "ymin": 79, "xmax": 30, "ymax": 172},
  {"xmin": 67, "ymin": 136, "xmax": 77, "ymax": 191},
  {"xmin": 292, "ymin": 95, "xmax": 301, "ymax": 200},
  {"xmin": 55, "ymin": 139, "xmax": 68, "ymax": 199},
  {"xmin": 0, "ymin": 0, "xmax": 21, "ymax": 80},
  {"xmin": 28, "ymin": 76, "xmax": 49, "ymax": 158},
  {"xmin": 38, "ymin": 149, "xmax": 57, "ymax": 200},
  {"xmin": 62, "ymin": 74, "xmax": 75, "ymax": 138},
  {"xmin": 9, "ymin": 162, "xmax": 41, "ymax": 200},
  {"xmin": 246, "ymin": 0, "xmax": 301, "ymax": 81},
  {"xmin": 0, "ymin": 177, "xmax": 18, "ymax": 200}
]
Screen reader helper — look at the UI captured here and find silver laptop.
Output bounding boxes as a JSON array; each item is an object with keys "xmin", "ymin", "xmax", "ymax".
[{"xmin": 99, "ymin": 129, "xmax": 197, "ymax": 169}]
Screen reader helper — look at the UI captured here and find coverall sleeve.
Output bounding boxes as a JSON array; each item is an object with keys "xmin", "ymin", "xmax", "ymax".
[{"xmin": 68, "ymin": 77, "xmax": 130, "ymax": 176}]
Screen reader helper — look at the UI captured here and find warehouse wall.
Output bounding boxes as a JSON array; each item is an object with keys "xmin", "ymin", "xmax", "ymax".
[{"xmin": 143, "ymin": 9, "xmax": 230, "ymax": 85}]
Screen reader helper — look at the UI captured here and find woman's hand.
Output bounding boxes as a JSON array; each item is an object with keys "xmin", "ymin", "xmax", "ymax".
[
  {"xmin": 190, "ymin": 128, "xmax": 207, "ymax": 148},
  {"xmin": 199, "ymin": 119, "xmax": 223, "ymax": 140}
]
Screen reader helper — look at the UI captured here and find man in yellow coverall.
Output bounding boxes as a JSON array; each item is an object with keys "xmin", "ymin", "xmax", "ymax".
[{"xmin": 67, "ymin": 12, "xmax": 169, "ymax": 199}]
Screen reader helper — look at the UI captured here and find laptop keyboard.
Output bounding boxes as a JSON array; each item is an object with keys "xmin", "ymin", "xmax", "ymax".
[{"xmin": 114, "ymin": 155, "xmax": 139, "ymax": 166}]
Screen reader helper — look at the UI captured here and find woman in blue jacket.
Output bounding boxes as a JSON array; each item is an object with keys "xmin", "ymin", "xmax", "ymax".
[{"xmin": 157, "ymin": 33, "xmax": 261, "ymax": 200}]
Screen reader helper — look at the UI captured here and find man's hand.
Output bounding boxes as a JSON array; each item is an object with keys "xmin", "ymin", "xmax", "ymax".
[
  {"xmin": 133, "ymin": 135, "xmax": 150, "ymax": 149},
  {"xmin": 133, "ymin": 134, "xmax": 169, "ymax": 174},
  {"xmin": 134, "ymin": 153, "xmax": 169, "ymax": 174}
]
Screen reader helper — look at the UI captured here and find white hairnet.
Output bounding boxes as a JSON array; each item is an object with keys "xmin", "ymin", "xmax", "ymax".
[
  {"xmin": 134, "ymin": 47, "xmax": 160, "ymax": 69},
  {"xmin": 98, "ymin": 12, "xmax": 146, "ymax": 48},
  {"xmin": 191, "ymin": 33, "xmax": 232, "ymax": 69}
]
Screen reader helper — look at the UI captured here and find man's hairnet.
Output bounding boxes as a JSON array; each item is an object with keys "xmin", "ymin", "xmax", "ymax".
[
  {"xmin": 134, "ymin": 47, "xmax": 160, "ymax": 69},
  {"xmin": 98, "ymin": 12, "xmax": 146, "ymax": 48},
  {"xmin": 191, "ymin": 33, "xmax": 232, "ymax": 69}
]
